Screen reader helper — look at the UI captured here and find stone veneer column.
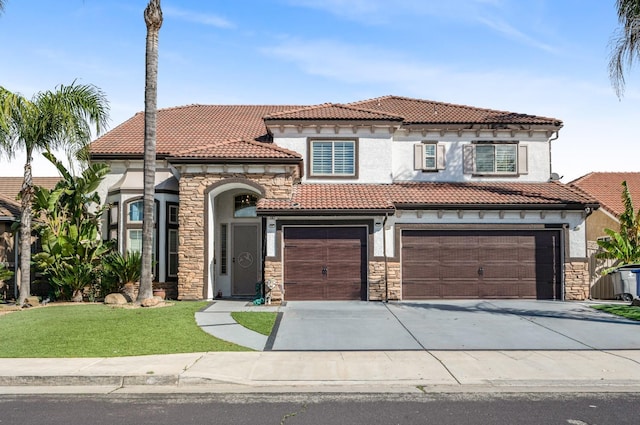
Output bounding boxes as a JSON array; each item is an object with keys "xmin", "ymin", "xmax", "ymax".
[
  {"xmin": 264, "ymin": 260, "xmax": 283, "ymax": 304},
  {"xmin": 368, "ymin": 261, "xmax": 401, "ymax": 301},
  {"xmin": 564, "ymin": 260, "xmax": 590, "ymax": 300},
  {"xmin": 177, "ymin": 172, "xmax": 295, "ymax": 300}
]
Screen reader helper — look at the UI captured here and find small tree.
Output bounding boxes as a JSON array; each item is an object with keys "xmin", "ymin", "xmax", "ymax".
[
  {"xmin": 597, "ymin": 181, "xmax": 640, "ymax": 269},
  {"xmin": 32, "ymin": 152, "xmax": 111, "ymax": 301}
]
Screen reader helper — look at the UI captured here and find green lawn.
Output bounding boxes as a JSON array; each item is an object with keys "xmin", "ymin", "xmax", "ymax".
[
  {"xmin": 231, "ymin": 311, "xmax": 277, "ymax": 336},
  {"xmin": 592, "ymin": 304, "xmax": 640, "ymax": 321},
  {"xmin": 0, "ymin": 302, "xmax": 248, "ymax": 358}
]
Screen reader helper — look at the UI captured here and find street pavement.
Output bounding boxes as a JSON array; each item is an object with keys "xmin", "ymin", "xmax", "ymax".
[{"xmin": 1, "ymin": 299, "xmax": 640, "ymax": 394}]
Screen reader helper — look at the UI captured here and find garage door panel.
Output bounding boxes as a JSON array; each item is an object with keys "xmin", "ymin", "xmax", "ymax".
[
  {"xmin": 402, "ymin": 229, "xmax": 561, "ymax": 300},
  {"xmin": 284, "ymin": 227, "xmax": 367, "ymax": 301}
]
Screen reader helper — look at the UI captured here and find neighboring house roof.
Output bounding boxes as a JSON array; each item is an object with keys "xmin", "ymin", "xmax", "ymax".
[
  {"xmin": 257, "ymin": 182, "xmax": 595, "ymax": 214},
  {"xmin": 0, "ymin": 194, "xmax": 20, "ymax": 219},
  {"xmin": 90, "ymin": 96, "xmax": 562, "ymax": 159},
  {"xmin": 569, "ymin": 172, "xmax": 640, "ymax": 218},
  {"xmin": 90, "ymin": 104, "xmax": 304, "ymax": 158},
  {"xmin": 0, "ymin": 177, "xmax": 60, "ymax": 220}
]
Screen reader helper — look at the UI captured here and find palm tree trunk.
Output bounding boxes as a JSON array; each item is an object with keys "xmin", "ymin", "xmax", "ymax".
[
  {"xmin": 17, "ymin": 159, "xmax": 33, "ymax": 306},
  {"xmin": 137, "ymin": 0, "xmax": 163, "ymax": 302}
]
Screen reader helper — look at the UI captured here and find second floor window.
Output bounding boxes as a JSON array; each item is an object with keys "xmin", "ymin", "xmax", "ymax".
[
  {"xmin": 310, "ymin": 139, "xmax": 356, "ymax": 177},
  {"xmin": 464, "ymin": 142, "xmax": 527, "ymax": 176},
  {"xmin": 475, "ymin": 144, "xmax": 517, "ymax": 174}
]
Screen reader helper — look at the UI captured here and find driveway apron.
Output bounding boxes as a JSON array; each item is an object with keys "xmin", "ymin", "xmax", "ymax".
[{"xmin": 269, "ymin": 300, "xmax": 640, "ymax": 351}]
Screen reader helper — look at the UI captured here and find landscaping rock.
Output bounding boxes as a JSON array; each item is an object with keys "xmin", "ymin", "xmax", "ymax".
[
  {"xmin": 141, "ymin": 297, "xmax": 160, "ymax": 307},
  {"xmin": 104, "ymin": 293, "xmax": 128, "ymax": 305},
  {"xmin": 632, "ymin": 298, "xmax": 640, "ymax": 307}
]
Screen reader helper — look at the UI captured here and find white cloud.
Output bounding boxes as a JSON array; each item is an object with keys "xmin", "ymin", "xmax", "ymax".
[
  {"xmin": 163, "ymin": 6, "xmax": 235, "ymax": 29},
  {"xmin": 286, "ymin": 0, "xmax": 557, "ymax": 52}
]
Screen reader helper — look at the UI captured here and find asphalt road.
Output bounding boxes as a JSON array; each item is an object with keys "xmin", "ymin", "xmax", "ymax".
[{"xmin": 1, "ymin": 393, "xmax": 637, "ymax": 425}]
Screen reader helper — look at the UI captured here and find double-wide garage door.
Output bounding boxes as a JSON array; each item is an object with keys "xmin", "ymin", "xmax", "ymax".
[
  {"xmin": 402, "ymin": 229, "xmax": 561, "ymax": 300},
  {"xmin": 284, "ymin": 227, "xmax": 367, "ymax": 300}
]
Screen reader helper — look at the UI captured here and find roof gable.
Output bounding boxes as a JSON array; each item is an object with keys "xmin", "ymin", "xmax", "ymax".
[{"xmin": 170, "ymin": 138, "xmax": 301, "ymax": 161}]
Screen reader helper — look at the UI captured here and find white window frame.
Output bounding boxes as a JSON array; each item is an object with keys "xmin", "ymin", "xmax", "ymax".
[
  {"xmin": 414, "ymin": 142, "xmax": 445, "ymax": 171},
  {"xmin": 464, "ymin": 142, "xmax": 527, "ymax": 176},
  {"xmin": 309, "ymin": 139, "xmax": 357, "ymax": 177}
]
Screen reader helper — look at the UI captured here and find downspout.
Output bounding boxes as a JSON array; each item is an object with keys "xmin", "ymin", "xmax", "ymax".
[
  {"xmin": 382, "ymin": 214, "xmax": 389, "ymax": 303},
  {"xmin": 548, "ymin": 129, "xmax": 560, "ymax": 179}
]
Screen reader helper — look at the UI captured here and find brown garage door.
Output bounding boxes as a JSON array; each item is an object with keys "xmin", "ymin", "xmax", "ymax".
[
  {"xmin": 284, "ymin": 227, "xmax": 367, "ymax": 300},
  {"xmin": 402, "ymin": 229, "xmax": 561, "ymax": 300}
]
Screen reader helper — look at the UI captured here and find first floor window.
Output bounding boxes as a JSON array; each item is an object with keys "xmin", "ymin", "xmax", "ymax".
[
  {"xmin": 168, "ymin": 229, "xmax": 178, "ymax": 277},
  {"xmin": 127, "ymin": 229, "xmax": 143, "ymax": 253},
  {"xmin": 220, "ymin": 224, "xmax": 228, "ymax": 274},
  {"xmin": 310, "ymin": 139, "xmax": 356, "ymax": 177},
  {"xmin": 128, "ymin": 200, "xmax": 144, "ymax": 222},
  {"xmin": 234, "ymin": 194, "xmax": 258, "ymax": 218}
]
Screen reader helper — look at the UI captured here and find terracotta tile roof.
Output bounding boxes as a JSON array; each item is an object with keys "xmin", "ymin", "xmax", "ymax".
[
  {"xmin": 0, "ymin": 177, "xmax": 60, "ymax": 219},
  {"xmin": 170, "ymin": 138, "xmax": 301, "ymax": 161},
  {"xmin": 569, "ymin": 172, "xmax": 640, "ymax": 218},
  {"xmin": 0, "ymin": 194, "xmax": 20, "ymax": 219},
  {"xmin": 90, "ymin": 96, "xmax": 562, "ymax": 159},
  {"xmin": 388, "ymin": 182, "xmax": 595, "ymax": 208},
  {"xmin": 90, "ymin": 104, "xmax": 303, "ymax": 157},
  {"xmin": 258, "ymin": 184, "xmax": 395, "ymax": 213},
  {"xmin": 258, "ymin": 182, "xmax": 595, "ymax": 213},
  {"xmin": 0, "ymin": 177, "xmax": 61, "ymax": 201},
  {"xmin": 264, "ymin": 103, "xmax": 404, "ymax": 121},
  {"xmin": 348, "ymin": 95, "xmax": 563, "ymax": 126}
]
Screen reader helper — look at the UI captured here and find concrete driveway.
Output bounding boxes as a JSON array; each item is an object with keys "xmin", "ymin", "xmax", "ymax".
[{"xmin": 268, "ymin": 300, "xmax": 640, "ymax": 351}]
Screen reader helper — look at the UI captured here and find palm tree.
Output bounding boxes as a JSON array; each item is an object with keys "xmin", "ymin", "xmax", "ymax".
[
  {"xmin": 138, "ymin": 0, "xmax": 163, "ymax": 302},
  {"xmin": 609, "ymin": 0, "xmax": 640, "ymax": 97},
  {"xmin": 0, "ymin": 83, "xmax": 109, "ymax": 305}
]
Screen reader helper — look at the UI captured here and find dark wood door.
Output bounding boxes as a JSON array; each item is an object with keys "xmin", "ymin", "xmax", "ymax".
[
  {"xmin": 401, "ymin": 230, "xmax": 561, "ymax": 300},
  {"xmin": 284, "ymin": 227, "xmax": 367, "ymax": 300}
]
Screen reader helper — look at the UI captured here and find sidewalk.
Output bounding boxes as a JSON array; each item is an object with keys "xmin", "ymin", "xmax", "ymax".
[
  {"xmin": 2, "ymin": 350, "xmax": 640, "ymax": 394},
  {"xmin": 2, "ymin": 300, "xmax": 640, "ymax": 394}
]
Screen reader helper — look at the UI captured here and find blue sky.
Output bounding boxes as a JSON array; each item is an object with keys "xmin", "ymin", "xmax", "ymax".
[{"xmin": 0, "ymin": 0, "xmax": 638, "ymax": 181}]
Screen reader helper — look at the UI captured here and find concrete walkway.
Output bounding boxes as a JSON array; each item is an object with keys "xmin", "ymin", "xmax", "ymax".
[
  {"xmin": 2, "ymin": 350, "xmax": 640, "ymax": 393},
  {"xmin": 2, "ymin": 300, "xmax": 640, "ymax": 393}
]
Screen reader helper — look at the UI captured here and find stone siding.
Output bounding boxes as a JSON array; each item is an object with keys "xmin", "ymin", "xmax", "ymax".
[
  {"xmin": 264, "ymin": 260, "xmax": 284, "ymax": 305},
  {"xmin": 177, "ymin": 172, "xmax": 295, "ymax": 300},
  {"xmin": 564, "ymin": 260, "xmax": 590, "ymax": 300},
  {"xmin": 368, "ymin": 261, "xmax": 401, "ymax": 301}
]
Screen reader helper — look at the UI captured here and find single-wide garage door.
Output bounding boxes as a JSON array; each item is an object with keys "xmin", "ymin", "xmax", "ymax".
[
  {"xmin": 284, "ymin": 227, "xmax": 367, "ymax": 300},
  {"xmin": 402, "ymin": 229, "xmax": 561, "ymax": 300}
]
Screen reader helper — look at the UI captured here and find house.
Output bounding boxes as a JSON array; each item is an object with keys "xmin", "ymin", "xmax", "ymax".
[
  {"xmin": 89, "ymin": 95, "xmax": 598, "ymax": 302},
  {"xmin": 569, "ymin": 172, "xmax": 640, "ymax": 299},
  {"xmin": 0, "ymin": 177, "xmax": 60, "ymax": 299}
]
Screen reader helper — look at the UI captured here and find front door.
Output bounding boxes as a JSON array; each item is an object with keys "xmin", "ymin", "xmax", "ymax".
[{"xmin": 232, "ymin": 223, "xmax": 259, "ymax": 297}]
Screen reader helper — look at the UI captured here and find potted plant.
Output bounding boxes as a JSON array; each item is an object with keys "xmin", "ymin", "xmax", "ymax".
[{"xmin": 152, "ymin": 283, "xmax": 166, "ymax": 299}]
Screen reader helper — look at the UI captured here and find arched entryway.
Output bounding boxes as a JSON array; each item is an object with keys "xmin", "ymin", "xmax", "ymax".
[{"xmin": 205, "ymin": 179, "xmax": 265, "ymax": 299}]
